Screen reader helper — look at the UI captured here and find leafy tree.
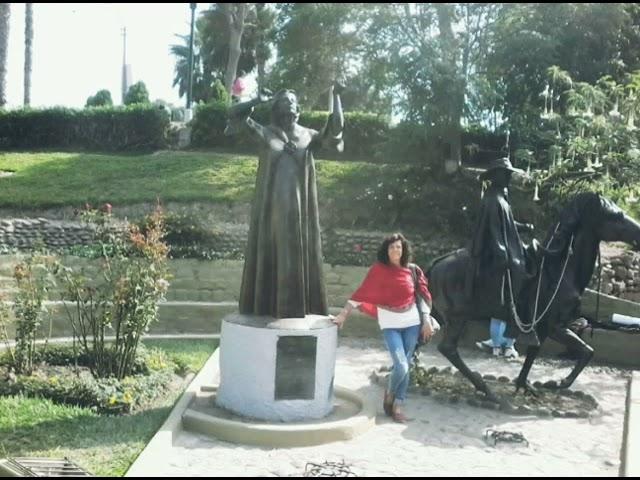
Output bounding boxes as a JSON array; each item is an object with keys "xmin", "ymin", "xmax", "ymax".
[
  {"xmin": 269, "ymin": 3, "xmax": 367, "ymax": 109},
  {"xmin": 86, "ymin": 89, "xmax": 113, "ymax": 108},
  {"xmin": 124, "ymin": 81, "xmax": 150, "ymax": 105},
  {"xmin": 170, "ymin": 33, "xmax": 211, "ymax": 104},
  {"xmin": 488, "ymin": 3, "xmax": 640, "ymax": 151},
  {"xmin": 221, "ymin": 3, "xmax": 249, "ymax": 93},
  {"xmin": 360, "ymin": 3, "xmax": 502, "ymax": 171},
  {"xmin": 171, "ymin": 3, "xmax": 276, "ymax": 102}
]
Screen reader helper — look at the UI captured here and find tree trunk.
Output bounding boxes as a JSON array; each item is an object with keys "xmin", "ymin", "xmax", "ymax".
[
  {"xmin": 24, "ymin": 3, "xmax": 33, "ymax": 107},
  {"xmin": 0, "ymin": 3, "xmax": 10, "ymax": 107},
  {"xmin": 223, "ymin": 3, "xmax": 247, "ymax": 94},
  {"xmin": 255, "ymin": 3, "xmax": 266, "ymax": 89},
  {"xmin": 434, "ymin": 3, "xmax": 463, "ymax": 174}
]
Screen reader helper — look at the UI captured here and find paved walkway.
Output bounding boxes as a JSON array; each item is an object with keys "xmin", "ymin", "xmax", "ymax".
[{"xmin": 127, "ymin": 337, "xmax": 630, "ymax": 477}]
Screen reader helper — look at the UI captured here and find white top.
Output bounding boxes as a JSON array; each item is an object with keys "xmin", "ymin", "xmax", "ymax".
[{"xmin": 348, "ymin": 299, "xmax": 430, "ymax": 330}]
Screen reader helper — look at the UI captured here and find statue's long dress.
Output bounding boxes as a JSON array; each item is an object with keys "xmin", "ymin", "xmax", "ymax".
[{"xmin": 238, "ymin": 114, "xmax": 343, "ymax": 319}]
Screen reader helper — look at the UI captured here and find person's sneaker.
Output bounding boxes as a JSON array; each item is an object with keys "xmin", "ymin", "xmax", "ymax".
[
  {"xmin": 492, "ymin": 347, "xmax": 502, "ymax": 357},
  {"xmin": 475, "ymin": 339, "xmax": 493, "ymax": 353},
  {"xmin": 503, "ymin": 346, "xmax": 519, "ymax": 359}
]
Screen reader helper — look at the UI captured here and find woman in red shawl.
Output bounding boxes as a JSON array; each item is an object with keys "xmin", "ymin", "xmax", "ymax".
[{"xmin": 332, "ymin": 233, "xmax": 435, "ymax": 423}]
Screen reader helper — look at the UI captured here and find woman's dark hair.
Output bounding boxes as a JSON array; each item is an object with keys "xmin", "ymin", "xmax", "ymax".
[{"xmin": 377, "ymin": 233, "xmax": 411, "ymax": 267}]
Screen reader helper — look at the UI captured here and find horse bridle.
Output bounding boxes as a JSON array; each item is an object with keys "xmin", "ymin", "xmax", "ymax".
[{"xmin": 509, "ymin": 223, "xmax": 575, "ymax": 334}]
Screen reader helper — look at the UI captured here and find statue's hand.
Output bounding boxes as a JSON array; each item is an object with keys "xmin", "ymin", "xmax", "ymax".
[
  {"xmin": 525, "ymin": 223, "xmax": 535, "ymax": 232},
  {"xmin": 257, "ymin": 88, "xmax": 273, "ymax": 103}
]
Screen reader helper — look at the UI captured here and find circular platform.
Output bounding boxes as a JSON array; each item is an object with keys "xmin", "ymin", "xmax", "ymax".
[{"xmin": 182, "ymin": 385, "xmax": 375, "ymax": 448}]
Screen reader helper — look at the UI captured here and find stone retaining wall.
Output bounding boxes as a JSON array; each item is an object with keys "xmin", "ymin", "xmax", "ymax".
[
  {"xmin": 0, "ymin": 218, "xmax": 453, "ymax": 268},
  {"xmin": 0, "ymin": 217, "xmax": 638, "ymax": 302},
  {"xmin": 594, "ymin": 250, "xmax": 640, "ymax": 302}
]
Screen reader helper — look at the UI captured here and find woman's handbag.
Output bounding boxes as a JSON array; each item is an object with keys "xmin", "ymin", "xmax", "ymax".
[{"xmin": 409, "ymin": 263, "xmax": 440, "ymax": 345}]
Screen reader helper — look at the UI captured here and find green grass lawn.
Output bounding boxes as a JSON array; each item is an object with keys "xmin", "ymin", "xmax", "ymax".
[
  {"xmin": 0, "ymin": 151, "xmax": 384, "ymax": 210},
  {"xmin": 0, "ymin": 338, "xmax": 218, "ymax": 477}
]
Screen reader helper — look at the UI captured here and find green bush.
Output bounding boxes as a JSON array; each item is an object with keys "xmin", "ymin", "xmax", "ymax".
[
  {"xmin": 190, "ymin": 100, "xmax": 237, "ymax": 149},
  {"xmin": 0, "ymin": 366, "xmax": 173, "ymax": 414},
  {"xmin": 86, "ymin": 89, "xmax": 114, "ymax": 108},
  {"xmin": 190, "ymin": 102, "xmax": 504, "ymax": 166},
  {"xmin": 191, "ymin": 102, "xmax": 390, "ymax": 159},
  {"xmin": 0, "ymin": 344, "xmax": 178, "ymax": 414},
  {"xmin": 57, "ymin": 207, "xmax": 170, "ymax": 380},
  {"xmin": 124, "ymin": 81, "xmax": 150, "ymax": 106},
  {"xmin": 0, "ymin": 105, "xmax": 169, "ymax": 151},
  {"xmin": 0, "ymin": 343, "xmax": 163, "ymax": 376}
]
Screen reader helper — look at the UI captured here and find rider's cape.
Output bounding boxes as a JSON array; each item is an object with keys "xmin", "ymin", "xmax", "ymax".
[{"xmin": 465, "ymin": 185, "xmax": 528, "ymax": 305}]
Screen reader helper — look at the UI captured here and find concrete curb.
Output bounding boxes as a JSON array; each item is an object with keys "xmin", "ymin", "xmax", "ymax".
[
  {"xmin": 125, "ymin": 346, "xmax": 221, "ymax": 477},
  {"xmin": 182, "ymin": 385, "xmax": 376, "ymax": 448},
  {"xmin": 622, "ymin": 372, "xmax": 640, "ymax": 477}
]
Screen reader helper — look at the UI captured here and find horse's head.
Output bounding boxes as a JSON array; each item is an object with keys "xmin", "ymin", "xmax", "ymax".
[{"xmin": 581, "ymin": 193, "xmax": 640, "ymax": 250}]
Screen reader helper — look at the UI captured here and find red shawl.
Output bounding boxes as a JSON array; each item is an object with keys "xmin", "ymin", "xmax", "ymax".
[{"xmin": 350, "ymin": 262, "xmax": 432, "ymax": 319}]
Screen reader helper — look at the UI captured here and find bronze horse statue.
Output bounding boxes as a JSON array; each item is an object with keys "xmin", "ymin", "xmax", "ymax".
[{"xmin": 427, "ymin": 192, "xmax": 640, "ymax": 401}]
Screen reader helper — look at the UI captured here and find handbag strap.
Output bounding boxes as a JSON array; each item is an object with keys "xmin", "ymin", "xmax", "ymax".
[{"xmin": 409, "ymin": 263, "xmax": 424, "ymax": 318}]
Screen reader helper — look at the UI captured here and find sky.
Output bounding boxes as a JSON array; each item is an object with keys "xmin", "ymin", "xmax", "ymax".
[{"xmin": 5, "ymin": 3, "xmax": 204, "ymax": 109}]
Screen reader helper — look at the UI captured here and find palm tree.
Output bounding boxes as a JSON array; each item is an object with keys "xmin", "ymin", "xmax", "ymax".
[
  {"xmin": 23, "ymin": 3, "xmax": 33, "ymax": 106},
  {"xmin": 170, "ymin": 34, "xmax": 209, "ymax": 103},
  {"xmin": 0, "ymin": 3, "xmax": 10, "ymax": 107}
]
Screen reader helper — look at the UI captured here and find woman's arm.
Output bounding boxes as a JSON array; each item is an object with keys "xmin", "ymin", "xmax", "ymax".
[{"xmin": 332, "ymin": 300, "xmax": 360, "ymax": 328}]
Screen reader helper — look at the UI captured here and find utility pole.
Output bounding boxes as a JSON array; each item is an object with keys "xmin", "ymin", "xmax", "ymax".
[{"xmin": 121, "ymin": 26, "xmax": 127, "ymax": 104}]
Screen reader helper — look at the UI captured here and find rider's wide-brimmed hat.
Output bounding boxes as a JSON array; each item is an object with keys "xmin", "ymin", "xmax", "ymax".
[{"xmin": 479, "ymin": 157, "xmax": 525, "ymax": 180}]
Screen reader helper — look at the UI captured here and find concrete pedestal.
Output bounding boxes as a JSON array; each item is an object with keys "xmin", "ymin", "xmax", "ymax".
[{"xmin": 216, "ymin": 313, "xmax": 337, "ymax": 421}]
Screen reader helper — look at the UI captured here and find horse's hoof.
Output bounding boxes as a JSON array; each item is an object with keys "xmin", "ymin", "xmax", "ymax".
[
  {"xmin": 483, "ymin": 391, "xmax": 500, "ymax": 404},
  {"xmin": 515, "ymin": 382, "xmax": 539, "ymax": 397},
  {"xmin": 558, "ymin": 379, "xmax": 573, "ymax": 389}
]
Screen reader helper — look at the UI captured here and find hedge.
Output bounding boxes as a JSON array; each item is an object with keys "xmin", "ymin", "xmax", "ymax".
[
  {"xmin": 191, "ymin": 101, "xmax": 504, "ymax": 165},
  {"xmin": 0, "ymin": 105, "xmax": 170, "ymax": 151},
  {"xmin": 191, "ymin": 101, "xmax": 391, "ymax": 161},
  {"xmin": 0, "ymin": 101, "xmax": 504, "ymax": 164}
]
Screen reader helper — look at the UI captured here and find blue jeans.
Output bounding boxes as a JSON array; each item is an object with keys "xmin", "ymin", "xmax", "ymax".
[
  {"xmin": 490, "ymin": 318, "xmax": 515, "ymax": 348},
  {"xmin": 382, "ymin": 324, "xmax": 420, "ymax": 402}
]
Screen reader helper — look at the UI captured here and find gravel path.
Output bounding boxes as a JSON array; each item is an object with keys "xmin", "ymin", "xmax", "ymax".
[{"xmin": 143, "ymin": 337, "xmax": 629, "ymax": 477}]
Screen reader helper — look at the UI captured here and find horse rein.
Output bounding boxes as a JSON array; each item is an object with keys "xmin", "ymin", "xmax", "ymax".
[{"xmin": 509, "ymin": 223, "xmax": 574, "ymax": 333}]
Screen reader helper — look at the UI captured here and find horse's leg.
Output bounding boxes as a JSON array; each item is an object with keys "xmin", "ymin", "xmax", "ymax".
[
  {"xmin": 546, "ymin": 326, "xmax": 594, "ymax": 389},
  {"xmin": 437, "ymin": 315, "xmax": 499, "ymax": 402},
  {"xmin": 515, "ymin": 329, "xmax": 549, "ymax": 396},
  {"xmin": 515, "ymin": 346, "xmax": 541, "ymax": 395}
]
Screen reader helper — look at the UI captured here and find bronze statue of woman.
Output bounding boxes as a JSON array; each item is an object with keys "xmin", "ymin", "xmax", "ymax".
[{"xmin": 226, "ymin": 84, "xmax": 345, "ymax": 319}]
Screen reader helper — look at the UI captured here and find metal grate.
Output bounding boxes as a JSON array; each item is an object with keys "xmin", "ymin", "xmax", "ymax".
[
  {"xmin": 484, "ymin": 429, "xmax": 529, "ymax": 447},
  {"xmin": 3, "ymin": 457, "xmax": 92, "ymax": 477},
  {"xmin": 304, "ymin": 460, "xmax": 356, "ymax": 477}
]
